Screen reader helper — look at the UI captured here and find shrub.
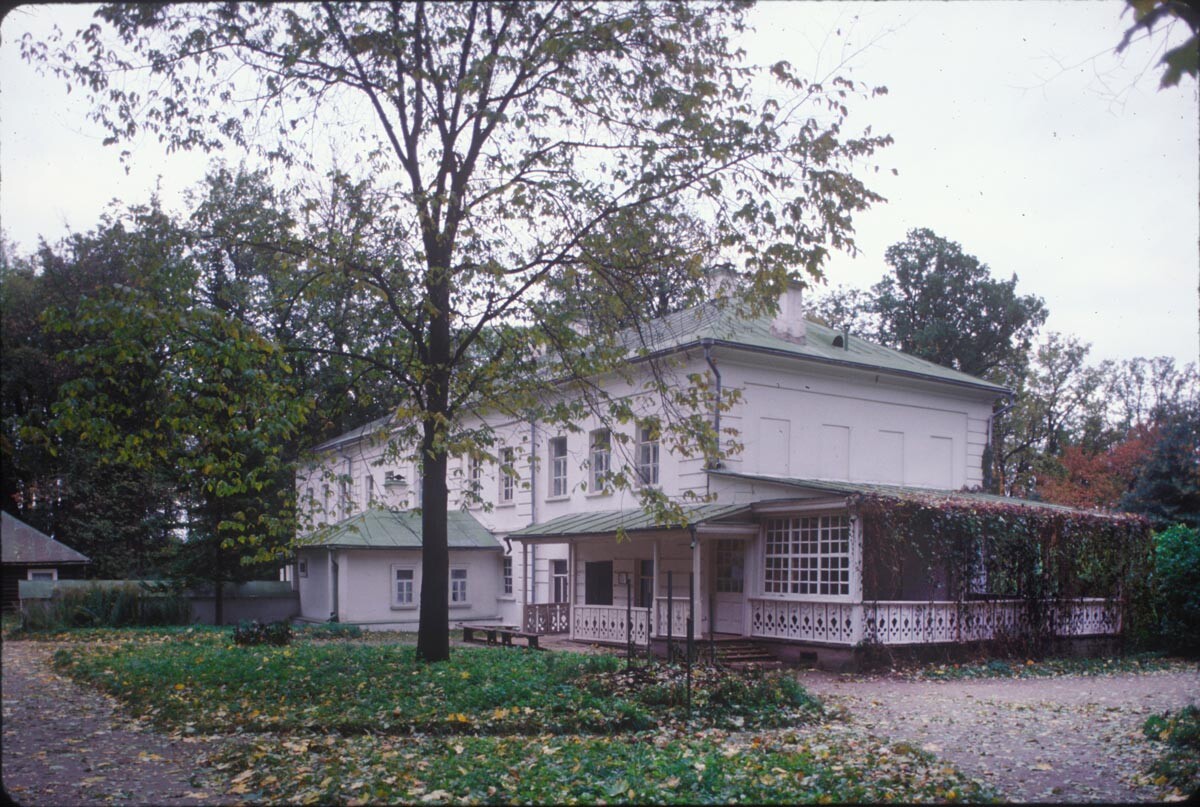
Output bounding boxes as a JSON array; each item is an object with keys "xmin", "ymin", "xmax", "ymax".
[
  {"xmin": 1154, "ymin": 525, "xmax": 1200, "ymax": 655},
  {"xmin": 233, "ymin": 619, "xmax": 293, "ymax": 646},
  {"xmin": 1143, "ymin": 705, "xmax": 1200, "ymax": 795}
]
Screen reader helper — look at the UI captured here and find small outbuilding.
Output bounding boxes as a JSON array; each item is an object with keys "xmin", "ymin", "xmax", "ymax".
[{"xmin": 1, "ymin": 511, "xmax": 91, "ymax": 611}]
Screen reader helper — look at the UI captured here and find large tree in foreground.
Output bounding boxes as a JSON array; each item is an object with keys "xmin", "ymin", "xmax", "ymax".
[{"xmin": 33, "ymin": 1, "xmax": 891, "ymax": 661}]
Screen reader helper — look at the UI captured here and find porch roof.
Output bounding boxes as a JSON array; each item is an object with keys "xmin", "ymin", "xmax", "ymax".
[
  {"xmin": 710, "ymin": 471, "xmax": 1139, "ymax": 520},
  {"xmin": 298, "ymin": 508, "xmax": 502, "ymax": 550},
  {"xmin": 507, "ymin": 502, "xmax": 752, "ymax": 540}
]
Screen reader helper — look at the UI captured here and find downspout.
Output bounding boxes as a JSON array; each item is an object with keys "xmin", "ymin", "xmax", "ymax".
[
  {"xmin": 528, "ymin": 419, "xmax": 538, "ymax": 605},
  {"xmin": 701, "ymin": 340, "xmax": 722, "ymax": 482}
]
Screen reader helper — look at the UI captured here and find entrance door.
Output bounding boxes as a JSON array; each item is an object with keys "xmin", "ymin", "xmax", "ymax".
[{"xmin": 711, "ymin": 539, "xmax": 745, "ymax": 634}]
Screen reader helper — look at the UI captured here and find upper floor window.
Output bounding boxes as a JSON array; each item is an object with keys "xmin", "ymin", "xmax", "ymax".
[
  {"xmin": 364, "ymin": 474, "xmax": 374, "ymax": 506},
  {"xmin": 499, "ymin": 447, "xmax": 516, "ymax": 504},
  {"xmin": 636, "ymin": 423, "xmax": 660, "ymax": 486},
  {"xmin": 549, "ymin": 436, "xmax": 568, "ymax": 498},
  {"xmin": 589, "ymin": 429, "xmax": 610, "ymax": 492},
  {"xmin": 467, "ymin": 455, "xmax": 482, "ymax": 501},
  {"xmin": 763, "ymin": 514, "xmax": 850, "ymax": 597}
]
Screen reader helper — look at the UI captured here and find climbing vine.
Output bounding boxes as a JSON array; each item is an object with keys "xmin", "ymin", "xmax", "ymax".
[{"xmin": 852, "ymin": 491, "xmax": 1152, "ymax": 654}]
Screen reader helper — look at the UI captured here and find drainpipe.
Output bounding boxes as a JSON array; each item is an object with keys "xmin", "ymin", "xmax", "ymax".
[
  {"xmin": 528, "ymin": 419, "xmax": 538, "ymax": 605},
  {"xmin": 701, "ymin": 340, "xmax": 722, "ymax": 472}
]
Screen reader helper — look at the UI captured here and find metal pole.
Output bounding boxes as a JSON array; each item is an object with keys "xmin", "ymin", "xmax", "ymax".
[
  {"xmin": 709, "ymin": 590, "xmax": 716, "ymax": 665},
  {"xmin": 686, "ymin": 571, "xmax": 694, "ymax": 720},
  {"xmin": 667, "ymin": 571, "xmax": 674, "ymax": 663}
]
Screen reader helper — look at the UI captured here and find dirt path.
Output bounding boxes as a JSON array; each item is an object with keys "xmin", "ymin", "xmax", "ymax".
[
  {"xmin": 1, "ymin": 640, "xmax": 229, "ymax": 806},
  {"xmin": 797, "ymin": 667, "xmax": 1200, "ymax": 803}
]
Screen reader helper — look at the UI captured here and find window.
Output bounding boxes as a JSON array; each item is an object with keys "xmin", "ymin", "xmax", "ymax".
[
  {"xmin": 502, "ymin": 555, "xmax": 514, "ymax": 595},
  {"xmin": 552, "ymin": 560, "xmax": 569, "ymax": 604},
  {"xmin": 589, "ymin": 429, "xmax": 610, "ymax": 492},
  {"xmin": 466, "ymin": 455, "xmax": 482, "ymax": 502},
  {"xmin": 298, "ymin": 558, "xmax": 308, "ymax": 578},
  {"xmin": 27, "ymin": 569, "xmax": 56, "ymax": 581},
  {"xmin": 450, "ymin": 568, "xmax": 469, "ymax": 604},
  {"xmin": 392, "ymin": 566, "xmax": 415, "ymax": 607},
  {"xmin": 636, "ymin": 559, "xmax": 654, "ymax": 608},
  {"xmin": 636, "ymin": 423, "xmax": 659, "ymax": 486},
  {"xmin": 499, "ymin": 447, "xmax": 515, "ymax": 504},
  {"xmin": 714, "ymin": 540, "xmax": 743, "ymax": 593},
  {"xmin": 549, "ymin": 436, "xmax": 568, "ymax": 497},
  {"xmin": 584, "ymin": 561, "xmax": 614, "ymax": 605},
  {"xmin": 763, "ymin": 515, "xmax": 851, "ymax": 597},
  {"xmin": 364, "ymin": 474, "xmax": 374, "ymax": 506}
]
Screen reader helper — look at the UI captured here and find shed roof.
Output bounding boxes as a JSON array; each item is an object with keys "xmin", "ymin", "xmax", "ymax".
[
  {"xmin": 508, "ymin": 502, "xmax": 752, "ymax": 540},
  {"xmin": 709, "ymin": 471, "xmax": 1136, "ymax": 519},
  {"xmin": 1, "ymin": 512, "xmax": 90, "ymax": 565},
  {"xmin": 298, "ymin": 508, "xmax": 501, "ymax": 550}
]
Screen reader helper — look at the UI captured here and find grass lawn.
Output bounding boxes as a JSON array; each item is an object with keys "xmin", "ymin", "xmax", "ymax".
[{"xmin": 39, "ymin": 627, "xmax": 996, "ymax": 804}]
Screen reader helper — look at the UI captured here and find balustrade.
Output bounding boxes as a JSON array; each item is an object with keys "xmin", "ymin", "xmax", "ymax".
[
  {"xmin": 521, "ymin": 602, "xmax": 570, "ymax": 635},
  {"xmin": 572, "ymin": 604, "xmax": 649, "ymax": 644}
]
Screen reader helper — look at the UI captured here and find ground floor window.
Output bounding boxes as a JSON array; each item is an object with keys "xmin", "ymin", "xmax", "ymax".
[
  {"xmin": 763, "ymin": 514, "xmax": 851, "ymax": 596},
  {"xmin": 450, "ymin": 568, "xmax": 469, "ymax": 604},
  {"xmin": 552, "ymin": 559, "xmax": 569, "ymax": 603},
  {"xmin": 714, "ymin": 540, "xmax": 744, "ymax": 593},
  {"xmin": 392, "ymin": 566, "xmax": 415, "ymax": 607},
  {"xmin": 27, "ymin": 568, "xmax": 57, "ymax": 581},
  {"xmin": 584, "ymin": 560, "xmax": 613, "ymax": 605},
  {"xmin": 502, "ymin": 556, "xmax": 513, "ymax": 595}
]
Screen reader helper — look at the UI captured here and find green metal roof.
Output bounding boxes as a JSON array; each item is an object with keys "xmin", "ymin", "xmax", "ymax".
[
  {"xmin": 508, "ymin": 502, "xmax": 752, "ymax": 540},
  {"xmin": 299, "ymin": 508, "xmax": 501, "ymax": 550},
  {"xmin": 628, "ymin": 301, "xmax": 1008, "ymax": 395},
  {"xmin": 708, "ymin": 471, "xmax": 1131, "ymax": 518}
]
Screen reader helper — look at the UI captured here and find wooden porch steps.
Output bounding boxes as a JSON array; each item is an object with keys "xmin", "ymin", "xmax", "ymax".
[{"xmin": 712, "ymin": 639, "xmax": 781, "ymax": 668}]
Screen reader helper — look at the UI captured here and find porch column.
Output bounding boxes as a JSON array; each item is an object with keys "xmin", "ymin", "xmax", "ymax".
[
  {"xmin": 652, "ymin": 538, "xmax": 660, "ymax": 637},
  {"xmin": 849, "ymin": 511, "xmax": 865, "ymax": 644},
  {"xmin": 691, "ymin": 533, "xmax": 703, "ymax": 637},
  {"xmin": 567, "ymin": 540, "xmax": 576, "ymax": 641}
]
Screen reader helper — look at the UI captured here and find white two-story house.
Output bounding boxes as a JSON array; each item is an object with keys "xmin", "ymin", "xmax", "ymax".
[{"xmin": 292, "ymin": 283, "xmax": 1133, "ymax": 665}]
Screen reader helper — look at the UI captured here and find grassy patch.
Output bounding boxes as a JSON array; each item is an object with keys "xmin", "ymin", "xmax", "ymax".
[
  {"xmin": 211, "ymin": 731, "xmax": 996, "ymax": 804},
  {"xmin": 909, "ymin": 653, "xmax": 1195, "ymax": 681},
  {"xmin": 52, "ymin": 634, "xmax": 818, "ymax": 735},
  {"xmin": 1142, "ymin": 706, "xmax": 1200, "ymax": 799}
]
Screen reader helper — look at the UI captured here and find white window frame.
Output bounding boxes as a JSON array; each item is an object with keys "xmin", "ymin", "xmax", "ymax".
[
  {"xmin": 589, "ymin": 428, "xmax": 611, "ymax": 493},
  {"xmin": 761, "ymin": 513, "xmax": 852, "ymax": 601},
  {"xmin": 548, "ymin": 436, "xmax": 568, "ymax": 498},
  {"xmin": 552, "ymin": 559, "xmax": 569, "ymax": 604},
  {"xmin": 498, "ymin": 447, "xmax": 516, "ymax": 505},
  {"xmin": 450, "ymin": 568, "xmax": 469, "ymax": 607},
  {"xmin": 636, "ymin": 423, "xmax": 660, "ymax": 487},
  {"xmin": 502, "ymin": 555, "xmax": 514, "ymax": 596},
  {"xmin": 27, "ymin": 568, "xmax": 57, "ymax": 581},
  {"xmin": 390, "ymin": 564, "xmax": 417, "ymax": 609},
  {"xmin": 297, "ymin": 558, "xmax": 308, "ymax": 578},
  {"xmin": 364, "ymin": 474, "xmax": 374, "ymax": 506}
]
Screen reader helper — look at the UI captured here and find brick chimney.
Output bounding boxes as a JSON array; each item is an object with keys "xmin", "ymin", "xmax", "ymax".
[{"xmin": 769, "ymin": 278, "xmax": 806, "ymax": 344}]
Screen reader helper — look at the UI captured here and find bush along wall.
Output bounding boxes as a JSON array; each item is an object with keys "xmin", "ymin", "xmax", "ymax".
[{"xmin": 852, "ymin": 491, "xmax": 1152, "ymax": 657}]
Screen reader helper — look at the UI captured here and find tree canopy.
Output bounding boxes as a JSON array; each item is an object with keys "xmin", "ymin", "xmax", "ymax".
[{"xmin": 31, "ymin": 1, "xmax": 894, "ymax": 660}]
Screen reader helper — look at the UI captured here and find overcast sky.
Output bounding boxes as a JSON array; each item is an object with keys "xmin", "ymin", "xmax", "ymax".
[{"xmin": 2, "ymin": 1, "xmax": 1197, "ymax": 367}]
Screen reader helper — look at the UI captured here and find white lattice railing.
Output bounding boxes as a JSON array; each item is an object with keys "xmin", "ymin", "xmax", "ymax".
[
  {"xmin": 747, "ymin": 597, "xmax": 1121, "ymax": 646},
  {"xmin": 748, "ymin": 599, "xmax": 860, "ymax": 644},
  {"xmin": 572, "ymin": 604, "xmax": 650, "ymax": 644},
  {"xmin": 861, "ymin": 598, "xmax": 1122, "ymax": 645},
  {"xmin": 522, "ymin": 603, "xmax": 570, "ymax": 635},
  {"xmin": 654, "ymin": 598, "xmax": 694, "ymax": 639}
]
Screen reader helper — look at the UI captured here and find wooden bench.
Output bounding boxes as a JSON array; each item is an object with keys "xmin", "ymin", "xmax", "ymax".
[{"xmin": 459, "ymin": 623, "xmax": 541, "ymax": 650}]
